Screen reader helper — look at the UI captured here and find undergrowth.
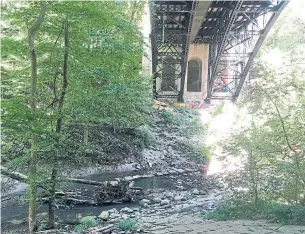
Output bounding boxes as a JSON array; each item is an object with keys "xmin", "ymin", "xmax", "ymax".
[
  {"xmin": 173, "ymin": 140, "xmax": 209, "ymax": 163},
  {"xmin": 118, "ymin": 218, "xmax": 137, "ymax": 230},
  {"xmin": 74, "ymin": 216, "xmax": 99, "ymax": 232},
  {"xmin": 202, "ymin": 199, "xmax": 305, "ymax": 225},
  {"xmin": 159, "ymin": 107, "xmax": 203, "ymax": 136}
]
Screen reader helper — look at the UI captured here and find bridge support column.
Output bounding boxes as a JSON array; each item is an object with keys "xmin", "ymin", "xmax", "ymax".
[{"xmin": 204, "ymin": 98, "xmax": 211, "ymax": 104}]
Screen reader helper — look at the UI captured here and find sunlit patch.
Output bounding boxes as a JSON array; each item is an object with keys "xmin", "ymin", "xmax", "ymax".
[{"xmin": 199, "ymin": 102, "xmax": 246, "ymax": 176}]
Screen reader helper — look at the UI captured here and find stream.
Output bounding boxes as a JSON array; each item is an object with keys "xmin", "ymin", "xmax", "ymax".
[
  {"xmin": 1, "ymin": 167, "xmax": 206, "ymax": 232},
  {"xmin": 1, "ymin": 169, "xmax": 137, "ymax": 223}
]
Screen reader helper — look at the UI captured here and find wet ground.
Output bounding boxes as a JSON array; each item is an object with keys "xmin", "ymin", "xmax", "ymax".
[
  {"xmin": 142, "ymin": 214, "xmax": 305, "ymax": 234},
  {"xmin": 1, "ymin": 169, "xmax": 138, "ymax": 229},
  {"xmin": 1, "ymin": 169, "xmax": 207, "ymax": 233}
]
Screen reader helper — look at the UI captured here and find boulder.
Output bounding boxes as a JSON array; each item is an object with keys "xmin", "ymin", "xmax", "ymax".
[
  {"xmin": 192, "ymin": 188, "xmax": 200, "ymax": 195},
  {"xmin": 199, "ymin": 190, "xmax": 207, "ymax": 195},
  {"xmin": 108, "ymin": 208, "xmax": 118, "ymax": 214},
  {"xmin": 128, "ymin": 181, "xmax": 135, "ymax": 188},
  {"xmin": 124, "ymin": 176, "xmax": 134, "ymax": 181},
  {"xmin": 175, "ymin": 185, "xmax": 185, "ymax": 191},
  {"xmin": 160, "ymin": 199, "xmax": 170, "ymax": 206},
  {"xmin": 176, "ymin": 168, "xmax": 185, "ymax": 173},
  {"xmin": 98, "ymin": 211, "xmax": 109, "ymax": 220},
  {"xmin": 152, "ymin": 197, "xmax": 162, "ymax": 204},
  {"xmin": 110, "ymin": 181, "xmax": 118, "ymax": 186},
  {"xmin": 140, "ymin": 199, "xmax": 151, "ymax": 205},
  {"xmin": 165, "ymin": 192, "xmax": 174, "ymax": 198},
  {"xmin": 174, "ymin": 195, "xmax": 184, "ymax": 201},
  {"xmin": 120, "ymin": 207, "xmax": 134, "ymax": 213},
  {"xmin": 80, "ymin": 216, "xmax": 96, "ymax": 222},
  {"xmin": 143, "ymin": 203, "xmax": 149, "ymax": 208}
]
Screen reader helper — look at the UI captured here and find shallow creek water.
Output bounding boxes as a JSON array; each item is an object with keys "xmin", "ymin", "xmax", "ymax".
[{"xmin": 1, "ymin": 170, "xmax": 203, "ymax": 226}]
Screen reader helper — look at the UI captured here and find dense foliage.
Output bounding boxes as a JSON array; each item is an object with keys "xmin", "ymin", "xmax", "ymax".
[
  {"xmin": 1, "ymin": 1, "xmax": 148, "ymax": 232},
  {"xmin": 206, "ymin": 1, "xmax": 305, "ymax": 223}
]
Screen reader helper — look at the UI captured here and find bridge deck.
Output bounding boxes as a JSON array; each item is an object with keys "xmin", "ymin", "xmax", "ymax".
[{"xmin": 149, "ymin": 0, "xmax": 289, "ymax": 101}]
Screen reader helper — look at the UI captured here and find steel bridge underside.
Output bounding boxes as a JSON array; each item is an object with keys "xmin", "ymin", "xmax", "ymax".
[{"xmin": 149, "ymin": 0, "xmax": 289, "ymax": 102}]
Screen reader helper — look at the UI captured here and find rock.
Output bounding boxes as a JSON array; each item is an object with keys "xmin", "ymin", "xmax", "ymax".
[
  {"xmin": 120, "ymin": 207, "xmax": 134, "ymax": 213},
  {"xmin": 156, "ymin": 172, "xmax": 163, "ymax": 176},
  {"xmin": 98, "ymin": 211, "xmax": 109, "ymax": 220},
  {"xmin": 165, "ymin": 192, "xmax": 174, "ymax": 198},
  {"xmin": 135, "ymin": 211, "xmax": 141, "ymax": 216},
  {"xmin": 160, "ymin": 199, "xmax": 170, "ymax": 206},
  {"xmin": 110, "ymin": 213, "xmax": 121, "ymax": 219},
  {"xmin": 192, "ymin": 188, "xmax": 200, "ymax": 195},
  {"xmin": 128, "ymin": 181, "xmax": 135, "ymax": 188},
  {"xmin": 143, "ymin": 203, "xmax": 149, "ymax": 208},
  {"xmin": 199, "ymin": 190, "xmax": 207, "ymax": 195},
  {"xmin": 80, "ymin": 216, "xmax": 96, "ymax": 223},
  {"xmin": 175, "ymin": 185, "xmax": 185, "ymax": 191},
  {"xmin": 176, "ymin": 180, "xmax": 182, "ymax": 185},
  {"xmin": 205, "ymin": 194, "xmax": 216, "ymax": 201},
  {"xmin": 176, "ymin": 168, "xmax": 185, "ymax": 173},
  {"xmin": 108, "ymin": 208, "xmax": 118, "ymax": 214},
  {"xmin": 9, "ymin": 219, "xmax": 25, "ymax": 225},
  {"xmin": 161, "ymin": 170, "xmax": 169, "ymax": 175},
  {"xmin": 152, "ymin": 197, "xmax": 162, "ymax": 204},
  {"xmin": 140, "ymin": 199, "xmax": 151, "ymax": 205},
  {"xmin": 109, "ymin": 181, "xmax": 118, "ymax": 186},
  {"xmin": 174, "ymin": 195, "xmax": 184, "ymax": 201},
  {"xmin": 124, "ymin": 176, "xmax": 134, "ymax": 181},
  {"xmin": 174, "ymin": 204, "xmax": 183, "ymax": 211}
]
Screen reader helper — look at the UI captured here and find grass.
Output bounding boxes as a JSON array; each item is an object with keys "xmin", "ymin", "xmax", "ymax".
[
  {"xmin": 135, "ymin": 125, "xmax": 156, "ymax": 148},
  {"xmin": 159, "ymin": 108, "xmax": 203, "ymax": 137},
  {"xmin": 173, "ymin": 140, "xmax": 210, "ymax": 163},
  {"xmin": 210, "ymin": 102, "xmax": 225, "ymax": 117},
  {"xmin": 74, "ymin": 216, "xmax": 100, "ymax": 232},
  {"xmin": 202, "ymin": 199, "xmax": 305, "ymax": 225},
  {"xmin": 118, "ymin": 218, "xmax": 137, "ymax": 230}
]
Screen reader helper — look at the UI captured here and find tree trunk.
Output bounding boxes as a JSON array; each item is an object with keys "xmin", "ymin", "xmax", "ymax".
[
  {"xmin": 28, "ymin": 2, "xmax": 47, "ymax": 233},
  {"xmin": 249, "ymin": 151, "xmax": 258, "ymax": 204},
  {"xmin": 130, "ymin": 1, "xmax": 138, "ymax": 24},
  {"xmin": 84, "ymin": 124, "xmax": 89, "ymax": 145},
  {"xmin": 48, "ymin": 18, "xmax": 69, "ymax": 229}
]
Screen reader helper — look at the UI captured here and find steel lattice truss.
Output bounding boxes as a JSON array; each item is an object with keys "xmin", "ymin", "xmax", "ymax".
[
  {"xmin": 150, "ymin": 1, "xmax": 197, "ymax": 100},
  {"xmin": 150, "ymin": 0, "xmax": 289, "ymax": 101}
]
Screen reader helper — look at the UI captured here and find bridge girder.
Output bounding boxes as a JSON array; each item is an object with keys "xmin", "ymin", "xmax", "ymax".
[{"xmin": 149, "ymin": 0, "xmax": 289, "ymax": 101}]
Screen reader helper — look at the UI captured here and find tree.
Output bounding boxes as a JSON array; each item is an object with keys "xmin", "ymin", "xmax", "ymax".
[
  {"xmin": 1, "ymin": 1, "xmax": 150, "ymax": 231},
  {"xmin": 27, "ymin": 2, "xmax": 47, "ymax": 232},
  {"xmin": 221, "ymin": 0, "xmax": 305, "ymax": 204}
]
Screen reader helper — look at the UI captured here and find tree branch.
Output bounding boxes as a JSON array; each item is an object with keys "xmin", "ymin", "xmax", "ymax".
[{"xmin": 262, "ymin": 90, "xmax": 296, "ymax": 153}]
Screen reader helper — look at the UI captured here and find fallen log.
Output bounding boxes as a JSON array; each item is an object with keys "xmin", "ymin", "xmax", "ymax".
[
  {"xmin": 63, "ymin": 197, "xmax": 97, "ymax": 206},
  {"xmin": 1, "ymin": 166, "xmax": 142, "ymax": 190},
  {"xmin": 87, "ymin": 224, "xmax": 114, "ymax": 233},
  {"xmin": 1, "ymin": 166, "xmax": 28, "ymax": 183},
  {"xmin": 2, "ymin": 166, "xmax": 142, "ymax": 207},
  {"xmin": 37, "ymin": 230, "xmax": 70, "ymax": 234}
]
